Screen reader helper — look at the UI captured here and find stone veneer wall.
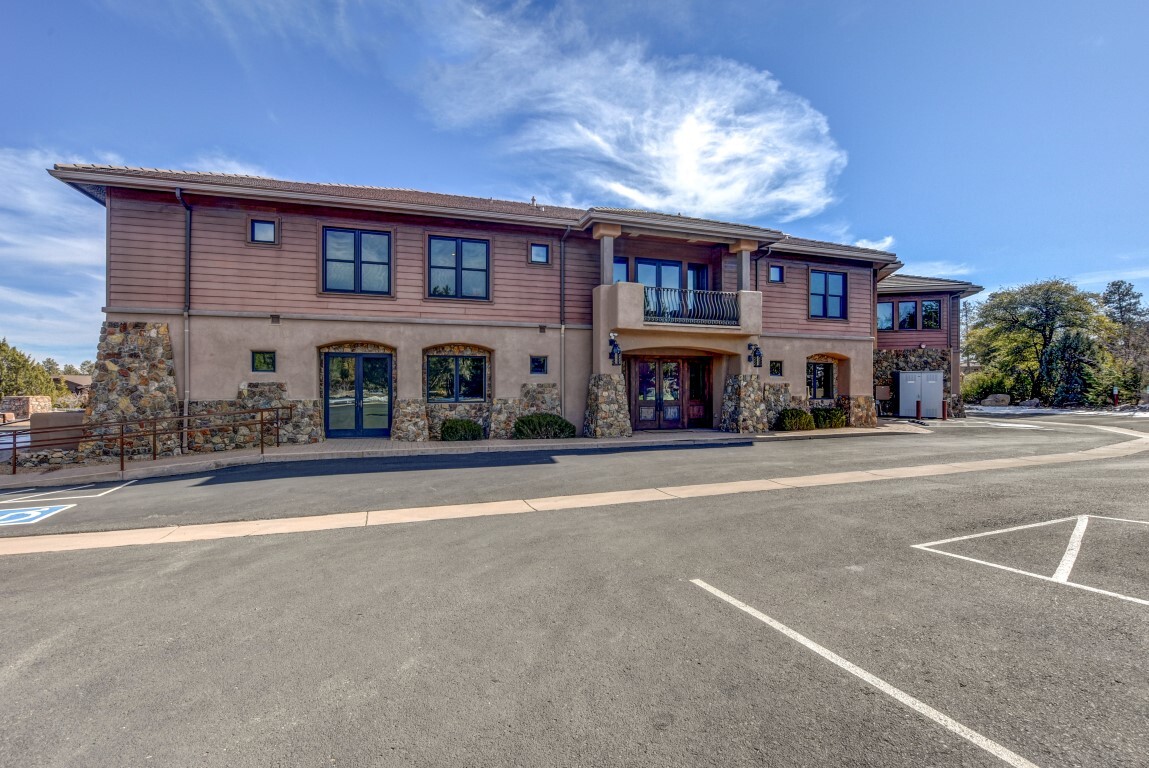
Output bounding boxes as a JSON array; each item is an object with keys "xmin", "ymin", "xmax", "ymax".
[
  {"xmin": 0, "ymin": 396, "xmax": 52, "ymax": 420},
  {"xmin": 489, "ymin": 383, "xmax": 562, "ymax": 439},
  {"xmin": 392, "ymin": 399, "xmax": 430, "ymax": 442},
  {"xmin": 873, "ymin": 348, "xmax": 963, "ymax": 417},
  {"xmin": 583, "ymin": 374, "xmax": 632, "ymax": 438},
  {"xmin": 187, "ymin": 382, "xmax": 322, "ymax": 452},
  {"xmin": 718, "ymin": 376, "xmax": 877, "ymax": 432}
]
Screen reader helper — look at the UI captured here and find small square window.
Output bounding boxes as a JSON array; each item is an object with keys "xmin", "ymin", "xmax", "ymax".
[
  {"xmin": 250, "ymin": 220, "xmax": 277, "ymax": 244},
  {"xmin": 530, "ymin": 355, "xmax": 548, "ymax": 375},
  {"xmin": 252, "ymin": 351, "xmax": 276, "ymax": 372},
  {"xmin": 768, "ymin": 265, "xmax": 784, "ymax": 283},
  {"xmin": 769, "ymin": 360, "xmax": 783, "ymax": 377},
  {"xmin": 530, "ymin": 243, "xmax": 550, "ymax": 264}
]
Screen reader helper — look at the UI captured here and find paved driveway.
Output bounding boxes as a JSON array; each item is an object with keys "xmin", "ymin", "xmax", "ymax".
[{"xmin": 1, "ymin": 415, "xmax": 1146, "ymax": 767}]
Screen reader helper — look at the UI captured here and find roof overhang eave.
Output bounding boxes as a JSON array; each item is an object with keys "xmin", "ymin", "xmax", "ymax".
[
  {"xmin": 47, "ymin": 169, "xmax": 583, "ymax": 230},
  {"xmin": 578, "ymin": 210, "xmax": 784, "ymax": 245},
  {"xmin": 771, "ymin": 240, "xmax": 900, "ymax": 266}
]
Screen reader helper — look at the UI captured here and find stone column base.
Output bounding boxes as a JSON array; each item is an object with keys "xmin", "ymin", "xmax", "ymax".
[
  {"xmin": 583, "ymin": 374, "xmax": 631, "ymax": 437},
  {"xmin": 392, "ymin": 398, "xmax": 430, "ymax": 441},
  {"xmin": 718, "ymin": 374, "xmax": 768, "ymax": 433},
  {"xmin": 843, "ymin": 395, "xmax": 878, "ymax": 428}
]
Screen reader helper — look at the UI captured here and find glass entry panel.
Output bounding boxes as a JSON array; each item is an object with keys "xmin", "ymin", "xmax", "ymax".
[
  {"xmin": 324, "ymin": 353, "xmax": 392, "ymax": 437},
  {"xmin": 630, "ymin": 357, "xmax": 703, "ymax": 430}
]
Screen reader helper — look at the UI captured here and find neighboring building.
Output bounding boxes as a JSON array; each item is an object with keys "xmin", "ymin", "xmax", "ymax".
[
  {"xmin": 53, "ymin": 375, "xmax": 93, "ymax": 398},
  {"xmin": 873, "ymin": 274, "xmax": 983, "ymax": 416},
  {"xmin": 51, "ymin": 164, "xmax": 921, "ymax": 445}
]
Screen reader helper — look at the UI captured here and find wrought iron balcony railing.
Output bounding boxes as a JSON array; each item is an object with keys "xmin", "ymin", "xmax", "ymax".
[{"xmin": 643, "ymin": 286, "xmax": 740, "ymax": 326}]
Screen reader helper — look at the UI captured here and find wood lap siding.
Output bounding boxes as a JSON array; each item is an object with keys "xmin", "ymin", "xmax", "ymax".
[
  {"xmin": 106, "ymin": 190, "xmax": 597, "ymax": 325},
  {"xmin": 875, "ymin": 292, "xmax": 952, "ymax": 349},
  {"xmin": 758, "ymin": 260, "xmax": 874, "ymax": 337}
]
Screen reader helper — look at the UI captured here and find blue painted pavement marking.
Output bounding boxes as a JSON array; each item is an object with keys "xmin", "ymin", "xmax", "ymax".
[{"xmin": 0, "ymin": 505, "xmax": 75, "ymax": 526}]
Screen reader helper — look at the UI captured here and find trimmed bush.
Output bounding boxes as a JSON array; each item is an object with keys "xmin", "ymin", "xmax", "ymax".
[
  {"xmin": 440, "ymin": 418, "xmax": 484, "ymax": 441},
  {"xmin": 811, "ymin": 407, "xmax": 848, "ymax": 429},
  {"xmin": 512, "ymin": 413, "xmax": 577, "ymax": 439},
  {"xmin": 777, "ymin": 408, "xmax": 815, "ymax": 431}
]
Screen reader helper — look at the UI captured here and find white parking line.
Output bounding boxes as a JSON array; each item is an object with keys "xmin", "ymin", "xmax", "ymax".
[
  {"xmin": 1051, "ymin": 516, "xmax": 1089, "ymax": 583},
  {"xmin": 691, "ymin": 579, "xmax": 1040, "ymax": 768},
  {"xmin": 0, "ymin": 488, "xmax": 33, "ymax": 497},
  {"xmin": 0, "ymin": 480, "xmax": 136, "ymax": 505}
]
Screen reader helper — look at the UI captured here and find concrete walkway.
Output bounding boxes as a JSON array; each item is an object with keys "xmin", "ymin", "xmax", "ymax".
[{"xmin": 0, "ymin": 423, "xmax": 926, "ymax": 489}]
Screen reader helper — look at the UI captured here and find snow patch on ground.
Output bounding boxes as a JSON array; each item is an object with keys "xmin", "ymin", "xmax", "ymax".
[{"xmin": 968, "ymin": 406, "xmax": 1149, "ymax": 419}]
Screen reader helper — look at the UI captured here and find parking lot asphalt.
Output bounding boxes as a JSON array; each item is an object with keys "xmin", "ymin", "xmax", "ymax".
[
  {"xmin": 1, "ymin": 414, "xmax": 1147, "ymax": 767},
  {"xmin": 0, "ymin": 415, "xmax": 1140, "ymax": 537}
]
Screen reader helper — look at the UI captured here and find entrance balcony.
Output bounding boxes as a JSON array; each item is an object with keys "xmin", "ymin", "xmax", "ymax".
[{"xmin": 595, "ymin": 281, "xmax": 762, "ymax": 337}]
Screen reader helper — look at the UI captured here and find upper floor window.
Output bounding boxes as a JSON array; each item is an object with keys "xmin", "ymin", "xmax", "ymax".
[
  {"xmin": 530, "ymin": 243, "xmax": 550, "ymax": 264},
  {"xmin": 323, "ymin": 227, "xmax": 391, "ymax": 295},
  {"xmin": 922, "ymin": 300, "xmax": 942, "ymax": 329},
  {"xmin": 612, "ymin": 256, "xmax": 628, "ymax": 283},
  {"xmin": 249, "ymin": 218, "xmax": 278, "ymax": 245},
  {"xmin": 768, "ymin": 265, "xmax": 784, "ymax": 283},
  {"xmin": 877, "ymin": 301, "xmax": 894, "ymax": 331},
  {"xmin": 898, "ymin": 301, "xmax": 917, "ymax": 330},
  {"xmin": 429, "ymin": 236, "xmax": 489, "ymax": 300},
  {"xmin": 809, "ymin": 270, "xmax": 846, "ymax": 319}
]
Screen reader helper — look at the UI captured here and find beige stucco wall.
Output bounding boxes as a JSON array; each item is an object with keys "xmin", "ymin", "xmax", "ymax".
[
  {"xmin": 106, "ymin": 312, "xmax": 592, "ymax": 427},
  {"xmin": 757, "ymin": 334, "xmax": 875, "ymax": 397}
]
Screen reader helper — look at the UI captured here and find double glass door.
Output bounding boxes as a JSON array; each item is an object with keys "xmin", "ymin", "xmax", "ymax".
[
  {"xmin": 324, "ymin": 353, "xmax": 392, "ymax": 437},
  {"xmin": 631, "ymin": 357, "xmax": 711, "ymax": 430}
]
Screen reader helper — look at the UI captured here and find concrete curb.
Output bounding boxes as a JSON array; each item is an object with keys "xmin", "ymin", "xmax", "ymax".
[{"xmin": 0, "ymin": 424, "xmax": 925, "ymax": 490}]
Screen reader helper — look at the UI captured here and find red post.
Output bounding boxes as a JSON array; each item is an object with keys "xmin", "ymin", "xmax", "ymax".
[
  {"xmin": 151, "ymin": 417, "xmax": 157, "ymax": 461},
  {"xmin": 119, "ymin": 422, "xmax": 125, "ymax": 472},
  {"xmin": 1113, "ymin": 387, "xmax": 1120, "ymax": 408},
  {"xmin": 942, "ymin": 400, "xmax": 948, "ymax": 420},
  {"xmin": 259, "ymin": 410, "xmax": 266, "ymax": 456},
  {"xmin": 916, "ymin": 400, "xmax": 922, "ymax": 420}
]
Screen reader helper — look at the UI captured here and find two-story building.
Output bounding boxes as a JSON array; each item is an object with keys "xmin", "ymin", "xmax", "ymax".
[{"xmin": 50, "ymin": 164, "xmax": 920, "ymax": 445}]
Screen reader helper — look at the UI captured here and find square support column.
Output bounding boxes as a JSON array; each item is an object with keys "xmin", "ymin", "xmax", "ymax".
[
  {"xmin": 593, "ymin": 223, "xmax": 623, "ymax": 285},
  {"xmin": 729, "ymin": 239, "xmax": 757, "ymax": 291}
]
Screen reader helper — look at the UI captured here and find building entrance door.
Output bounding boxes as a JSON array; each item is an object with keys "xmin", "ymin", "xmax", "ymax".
[
  {"xmin": 323, "ymin": 353, "xmax": 393, "ymax": 438},
  {"xmin": 630, "ymin": 357, "xmax": 711, "ymax": 430}
]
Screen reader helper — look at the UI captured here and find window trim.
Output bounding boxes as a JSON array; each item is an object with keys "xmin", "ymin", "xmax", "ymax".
[
  {"xmin": 529, "ymin": 355, "xmax": 548, "ymax": 375},
  {"xmin": 425, "ymin": 354, "xmax": 488, "ymax": 403},
  {"xmin": 426, "ymin": 235, "xmax": 491, "ymax": 301},
  {"xmin": 251, "ymin": 350, "xmax": 276, "ymax": 373},
  {"xmin": 921, "ymin": 299, "xmax": 942, "ymax": 330},
  {"xmin": 768, "ymin": 264, "xmax": 784, "ymax": 283},
  {"xmin": 322, "ymin": 226, "xmax": 393, "ymax": 296},
  {"xmin": 897, "ymin": 300, "xmax": 918, "ymax": 331},
  {"xmin": 877, "ymin": 301, "xmax": 895, "ymax": 332},
  {"xmin": 246, "ymin": 216, "xmax": 281, "ymax": 247},
  {"xmin": 528, "ymin": 243, "xmax": 551, "ymax": 266},
  {"xmin": 809, "ymin": 269, "xmax": 848, "ymax": 320}
]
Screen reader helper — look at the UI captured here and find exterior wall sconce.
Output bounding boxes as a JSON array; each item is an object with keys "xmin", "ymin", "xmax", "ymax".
[
  {"xmin": 609, "ymin": 333, "xmax": 623, "ymax": 366},
  {"xmin": 748, "ymin": 343, "xmax": 763, "ymax": 368}
]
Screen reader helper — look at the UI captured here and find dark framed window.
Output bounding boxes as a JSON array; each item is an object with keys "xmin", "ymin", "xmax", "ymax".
[
  {"xmin": 807, "ymin": 362, "xmax": 834, "ymax": 399},
  {"xmin": 877, "ymin": 301, "xmax": 894, "ymax": 331},
  {"xmin": 530, "ymin": 243, "xmax": 550, "ymax": 265},
  {"xmin": 612, "ymin": 256, "xmax": 629, "ymax": 283},
  {"xmin": 428, "ymin": 237, "xmax": 489, "ymax": 299},
  {"xmin": 898, "ymin": 301, "xmax": 918, "ymax": 330},
  {"xmin": 922, "ymin": 300, "xmax": 942, "ymax": 330},
  {"xmin": 426, "ymin": 355, "xmax": 486, "ymax": 402},
  {"xmin": 250, "ymin": 219, "xmax": 277, "ymax": 244},
  {"xmin": 252, "ymin": 351, "xmax": 276, "ymax": 372},
  {"xmin": 530, "ymin": 355, "xmax": 548, "ymax": 374},
  {"xmin": 687, "ymin": 263, "xmax": 708, "ymax": 291},
  {"xmin": 768, "ymin": 265, "xmax": 784, "ymax": 283},
  {"xmin": 769, "ymin": 360, "xmax": 783, "ymax": 377},
  {"xmin": 323, "ymin": 227, "xmax": 391, "ymax": 295},
  {"xmin": 809, "ymin": 270, "xmax": 847, "ymax": 319}
]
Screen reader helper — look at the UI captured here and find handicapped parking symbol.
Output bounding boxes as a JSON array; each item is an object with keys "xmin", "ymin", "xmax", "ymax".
[{"xmin": 0, "ymin": 505, "xmax": 74, "ymax": 526}]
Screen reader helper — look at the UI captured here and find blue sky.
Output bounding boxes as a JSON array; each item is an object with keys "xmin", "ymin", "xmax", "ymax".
[{"xmin": 2, "ymin": 0, "xmax": 1147, "ymax": 364}]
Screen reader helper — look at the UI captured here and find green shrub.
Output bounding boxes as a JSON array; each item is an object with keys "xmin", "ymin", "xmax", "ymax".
[
  {"xmin": 777, "ymin": 408, "xmax": 815, "ymax": 431},
  {"xmin": 961, "ymin": 369, "xmax": 1012, "ymax": 404},
  {"xmin": 440, "ymin": 418, "xmax": 484, "ymax": 441},
  {"xmin": 811, "ymin": 407, "xmax": 848, "ymax": 429},
  {"xmin": 512, "ymin": 413, "xmax": 577, "ymax": 439}
]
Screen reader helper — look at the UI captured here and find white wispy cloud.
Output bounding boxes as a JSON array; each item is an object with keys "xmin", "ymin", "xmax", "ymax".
[
  {"xmin": 1073, "ymin": 261, "xmax": 1149, "ymax": 287},
  {"xmin": 854, "ymin": 235, "xmax": 895, "ymax": 251},
  {"xmin": 900, "ymin": 260, "xmax": 974, "ymax": 277},
  {"xmin": 412, "ymin": 3, "xmax": 847, "ymax": 221},
  {"xmin": 128, "ymin": 0, "xmax": 847, "ymax": 222},
  {"xmin": 188, "ymin": 151, "xmax": 271, "ymax": 177},
  {"xmin": 0, "ymin": 148, "xmax": 107, "ymax": 363}
]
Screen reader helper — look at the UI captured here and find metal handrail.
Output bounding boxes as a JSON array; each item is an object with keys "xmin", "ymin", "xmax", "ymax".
[
  {"xmin": 643, "ymin": 286, "xmax": 740, "ymax": 326},
  {"xmin": 3, "ymin": 406, "xmax": 293, "ymax": 474}
]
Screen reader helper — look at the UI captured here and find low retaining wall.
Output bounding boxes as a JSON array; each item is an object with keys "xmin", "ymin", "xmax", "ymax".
[{"xmin": 0, "ymin": 396, "xmax": 52, "ymax": 421}]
